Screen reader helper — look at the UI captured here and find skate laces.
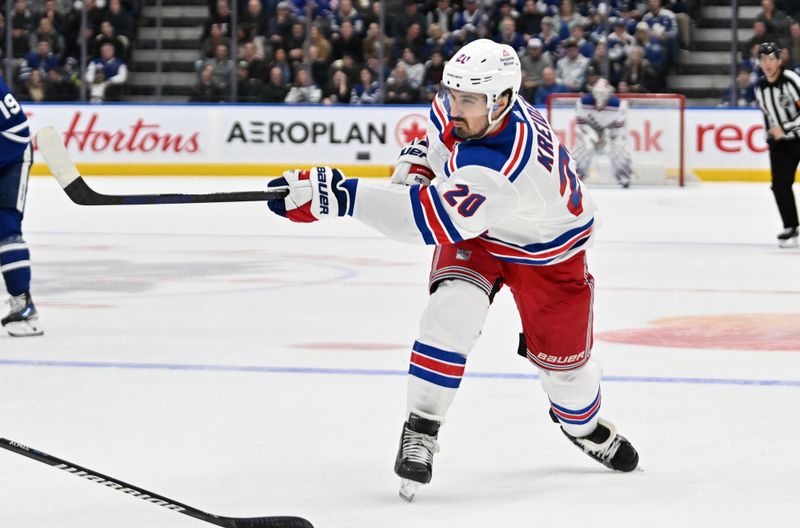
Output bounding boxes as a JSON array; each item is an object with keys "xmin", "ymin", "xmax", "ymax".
[
  {"xmin": 592, "ymin": 435, "xmax": 622, "ymax": 462},
  {"xmin": 401, "ymin": 427, "xmax": 439, "ymax": 465},
  {"xmin": 578, "ymin": 425, "xmax": 621, "ymax": 462}
]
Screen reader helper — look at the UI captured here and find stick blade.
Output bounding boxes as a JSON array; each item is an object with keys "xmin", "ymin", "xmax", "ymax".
[
  {"xmin": 36, "ymin": 126, "xmax": 81, "ymax": 189},
  {"xmin": 230, "ymin": 516, "xmax": 314, "ymax": 528}
]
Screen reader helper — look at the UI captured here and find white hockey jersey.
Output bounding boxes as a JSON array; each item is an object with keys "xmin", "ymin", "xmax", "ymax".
[
  {"xmin": 575, "ymin": 94, "xmax": 626, "ymax": 134},
  {"xmin": 350, "ymin": 94, "xmax": 597, "ymax": 266}
]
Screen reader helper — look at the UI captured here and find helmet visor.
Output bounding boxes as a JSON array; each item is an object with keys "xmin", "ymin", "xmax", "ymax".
[{"xmin": 438, "ymin": 86, "xmax": 490, "ymax": 120}]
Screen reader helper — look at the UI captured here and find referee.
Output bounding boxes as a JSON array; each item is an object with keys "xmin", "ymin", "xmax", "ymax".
[{"xmin": 754, "ymin": 42, "xmax": 800, "ymax": 248}]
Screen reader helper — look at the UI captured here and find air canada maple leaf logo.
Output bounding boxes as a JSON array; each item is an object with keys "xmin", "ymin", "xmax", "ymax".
[{"xmin": 396, "ymin": 114, "xmax": 428, "ymax": 146}]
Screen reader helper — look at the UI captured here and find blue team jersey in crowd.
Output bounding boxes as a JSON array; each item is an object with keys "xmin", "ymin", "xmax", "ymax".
[{"xmin": 0, "ymin": 77, "xmax": 31, "ymax": 166}]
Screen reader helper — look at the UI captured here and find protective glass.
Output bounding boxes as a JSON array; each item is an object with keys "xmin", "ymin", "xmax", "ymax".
[{"xmin": 437, "ymin": 87, "xmax": 489, "ymax": 119}]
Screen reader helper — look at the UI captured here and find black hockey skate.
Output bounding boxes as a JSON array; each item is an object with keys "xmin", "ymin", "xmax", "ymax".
[
  {"xmin": 2, "ymin": 292, "xmax": 44, "ymax": 337},
  {"xmin": 777, "ymin": 227, "xmax": 799, "ymax": 248},
  {"xmin": 394, "ymin": 413, "xmax": 440, "ymax": 502},
  {"xmin": 550, "ymin": 409, "xmax": 639, "ymax": 472}
]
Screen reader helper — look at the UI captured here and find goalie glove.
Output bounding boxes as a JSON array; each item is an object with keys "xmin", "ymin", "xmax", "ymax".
[
  {"xmin": 267, "ymin": 166, "xmax": 356, "ymax": 222},
  {"xmin": 390, "ymin": 138, "xmax": 435, "ymax": 186}
]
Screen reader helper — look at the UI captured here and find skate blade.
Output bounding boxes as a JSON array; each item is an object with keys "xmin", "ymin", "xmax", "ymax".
[
  {"xmin": 399, "ymin": 479, "xmax": 420, "ymax": 502},
  {"xmin": 4, "ymin": 320, "xmax": 44, "ymax": 337}
]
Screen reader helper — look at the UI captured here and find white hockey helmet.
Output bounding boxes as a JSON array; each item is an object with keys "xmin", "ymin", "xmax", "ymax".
[
  {"xmin": 442, "ymin": 39, "xmax": 522, "ymax": 126},
  {"xmin": 591, "ymin": 78, "xmax": 613, "ymax": 108}
]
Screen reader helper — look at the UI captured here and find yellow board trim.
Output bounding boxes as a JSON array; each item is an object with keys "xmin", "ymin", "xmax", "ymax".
[
  {"xmin": 29, "ymin": 164, "xmax": 796, "ymax": 182},
  {"xmin": 692, "ymin": 169, "xmax": 776, "ymax": 182},
  {"xmin": 30, "ymin": 163, "xmax": 394, "ymax": 178}
]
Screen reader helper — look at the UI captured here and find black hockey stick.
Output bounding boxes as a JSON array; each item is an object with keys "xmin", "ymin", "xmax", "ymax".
[
  {"xmin": 0, "ymin": 438, "xmax": 313, "ymax": 528},
  {"xmin": 36, "ymin": 126, "xmax": 289, "ymax": 206}
]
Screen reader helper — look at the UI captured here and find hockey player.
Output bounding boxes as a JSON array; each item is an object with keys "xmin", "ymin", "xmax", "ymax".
[
  {"xmin": 572, "ymin": 78, "xmax": 632, "ymax": 188},
  {"xmin": 0, "ymin": 76, "xmax": 43, "ymax": 337},
  {"xmin": 266, "ymin": 39, "xmax": 638, "ymax": 501}
]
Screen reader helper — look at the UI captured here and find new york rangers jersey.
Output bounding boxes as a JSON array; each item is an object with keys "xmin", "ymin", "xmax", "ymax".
[
  {"xmin": 575, "ymin": 94, "xmax": 626, "ymax": 133},
  {"xmin": 351, "ymin": 94, "xmax": 597, "ymax": 266},
  {"xmin": 0, "ymin": 78, "xmax": 30, "ymax": 166}
]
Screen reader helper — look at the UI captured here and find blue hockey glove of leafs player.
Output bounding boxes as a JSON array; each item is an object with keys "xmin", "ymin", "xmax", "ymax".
[
  {"xmin": 267, "ymin": 166, "xmax": 356, "ymax": 223},
  {"xmin": 390, "ymin": 138, "xmax": 435, "ymax": 186}
]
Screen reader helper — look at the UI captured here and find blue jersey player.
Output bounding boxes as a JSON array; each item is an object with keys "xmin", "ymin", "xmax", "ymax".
[{"xmin": 0, "ymin": 77, "xmax": 42, "ymax": 336}]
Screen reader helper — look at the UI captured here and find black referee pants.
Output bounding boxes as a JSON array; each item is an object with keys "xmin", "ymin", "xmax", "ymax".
[{"xmin": 768, "ymin": 139, "xmax": 800, "ymax": 228}]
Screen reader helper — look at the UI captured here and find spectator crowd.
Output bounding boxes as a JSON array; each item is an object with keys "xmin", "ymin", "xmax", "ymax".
[
  {"xmin": 5, "ymin": 1, "xmax": 798, "ymax": 107},
  {"xmin": 190, "ymin": 0, "xmax": 696, "ymax": 104},
  {"xmin": 723, "ymin": 0, "xmax": 800, "ymax": 107},
  {"xmin": 0, "ymin": 0, "xmax": 137, "ymax": 102}
]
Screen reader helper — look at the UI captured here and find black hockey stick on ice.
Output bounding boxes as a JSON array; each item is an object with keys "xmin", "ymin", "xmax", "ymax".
[
  {"xmin": 36, "ymin": 126, "xmax": 288, "ymax": 206},
  {"xmin": 0, "ymin": 438, "xmax": 313, "ymax": 528}
]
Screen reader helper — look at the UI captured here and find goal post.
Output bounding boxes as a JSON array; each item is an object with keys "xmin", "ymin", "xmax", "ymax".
[{"xmin": 545, "ymin": 92, "xmax": 687, "ymax": 187}]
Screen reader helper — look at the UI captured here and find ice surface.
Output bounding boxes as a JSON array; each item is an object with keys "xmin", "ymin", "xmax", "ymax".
[{"xmin": 0, "ymin": 177, "xmax": 798, "ymax": 528}]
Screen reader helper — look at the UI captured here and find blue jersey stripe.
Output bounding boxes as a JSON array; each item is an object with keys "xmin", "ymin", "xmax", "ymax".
[
  {"xmin": 409, "ymin": 185, "xmax": 436, "ymax": 245},
  {"xmin": 482, "ymin": 218, "xmax": 594, "ymax": 253},
  {"xmin": 550, "ymin": 390, "xmax": 601, "ymax": 415},
  {"xmin": 409, "ymin": 364, "xmax": 463, "ymax": 388},
  {"xmin": 430, "ymin": 107, "xmax": 443, "ymax": 136},
  {"xmin": 552, "ymin": 409, "xmax": 599, "ymax": 425},
  {"xmin": 428, "ymin": 188, "xmax": 464, "ymax": 243},
  {"xmin": 412, "ymin": 340, "xmax": 466, "ymax": 365},
  {"xmin": 508, "ymin": 124, "xmax": 534, "ymax": 183},
  {"xmin": 489, "ymin": 236, "xmax": 591, "ymax": 265},
  {"xmin": 448, "ymin": 103, "xmax": 535, "ymax": 179}
]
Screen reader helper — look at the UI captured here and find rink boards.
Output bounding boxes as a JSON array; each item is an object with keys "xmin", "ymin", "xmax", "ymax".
[{"xmin": 22, "ymin": 103, "xmax": 787, "ymax": 181}]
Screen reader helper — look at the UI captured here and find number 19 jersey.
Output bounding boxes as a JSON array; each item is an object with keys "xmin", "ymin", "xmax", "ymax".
[{"xmin": 0, "ymin": 77, "xmax": 30, "ymax": 166}]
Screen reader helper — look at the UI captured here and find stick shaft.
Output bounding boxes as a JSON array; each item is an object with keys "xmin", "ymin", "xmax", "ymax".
[
  {"xmin": 64, "ymin": 177, "xmax": 287, "ymax": 206},
  {"xmin": 0, "ymin": 438, "xmax": 230, "ymax": 526},
  {"xmin": 36, "ymin": 126, "xmax": 288, "ymax": 206},
  {"xmin": 0, "ymin": 438, "xmax": 313, "ymax": 528}
]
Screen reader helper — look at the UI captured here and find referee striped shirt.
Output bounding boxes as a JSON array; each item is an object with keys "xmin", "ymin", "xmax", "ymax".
[{"xmin": 754, "ymin": 69, "xmax": 800, "ymax": 141}]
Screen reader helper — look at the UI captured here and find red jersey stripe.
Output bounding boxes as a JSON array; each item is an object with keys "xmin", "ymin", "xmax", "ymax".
[
  {"xmin": 411, "ymin": 352, "xmax": 466, "ymax": 377},
  {"xmin": 418, "ymin": 187, "xmax": 452, "ymax": 244}
]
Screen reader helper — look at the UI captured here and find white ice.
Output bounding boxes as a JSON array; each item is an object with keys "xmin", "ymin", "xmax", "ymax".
[{"xmin": 1, "ymin": 177, "xmax": 798, "ymax": 528}]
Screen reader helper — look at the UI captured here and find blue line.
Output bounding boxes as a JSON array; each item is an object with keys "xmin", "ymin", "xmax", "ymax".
[{"xmin": 1, "ymin": 359, "xmax": 798, "ymax": 387}]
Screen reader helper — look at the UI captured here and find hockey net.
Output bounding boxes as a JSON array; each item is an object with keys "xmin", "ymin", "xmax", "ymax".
[{"xmin": 546, "ymin": 93, "xmax": 687, "ymax": 186}]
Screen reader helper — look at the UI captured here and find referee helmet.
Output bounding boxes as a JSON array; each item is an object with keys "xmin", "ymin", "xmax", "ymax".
[{"xmin": 758, "ymin": 42, "xmax": 781, "ymax": 59}]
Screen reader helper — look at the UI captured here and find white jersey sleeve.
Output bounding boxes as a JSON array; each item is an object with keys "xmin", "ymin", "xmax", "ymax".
[
  {"xmin": 348, "ymin": 95, "xmax": 597, "ymax": 266},
  {"xmin": 351, "ymin": 164, "xmax": 520, "ymax": 245}
]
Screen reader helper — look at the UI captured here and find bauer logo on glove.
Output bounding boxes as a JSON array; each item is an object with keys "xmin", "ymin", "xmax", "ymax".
[
  {"xmin": 267, "ymin": 166, "xmax": 356, "ymax": 223},
  {"xmin": 391, "ymin": 138, "xmax": 435, "ymax": 187}
]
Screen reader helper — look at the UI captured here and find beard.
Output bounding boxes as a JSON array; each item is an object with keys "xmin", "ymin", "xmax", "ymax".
[{"xmin": 451, "ymin": 118, "xmax": 491, "ymax": 140}]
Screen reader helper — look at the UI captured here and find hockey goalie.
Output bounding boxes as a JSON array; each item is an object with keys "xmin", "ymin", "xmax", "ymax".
[{"xmin": 572, "ymin": 79, "xmax": 632, "ymax": 188}]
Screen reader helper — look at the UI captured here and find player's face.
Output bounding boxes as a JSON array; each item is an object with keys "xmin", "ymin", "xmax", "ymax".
[{"xmin": 444, "ymin": 88, "xmax": 490, "ymax": 139}]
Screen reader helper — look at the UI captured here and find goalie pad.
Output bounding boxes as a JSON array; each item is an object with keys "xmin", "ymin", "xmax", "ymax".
[
  {"xmin": 608, "ymin": 134, "xmax": 632, "ymax": 187},
  {"xmin": 573, "ymin": 125, "xmax": 603, "ymax": 179}
]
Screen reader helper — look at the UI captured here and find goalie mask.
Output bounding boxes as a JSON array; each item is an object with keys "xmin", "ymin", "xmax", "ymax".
[
  {"xmin": 591, "ymin": 79, "xmax": 613, "ymax": 110},
  {"xmin": 440, "ymin": 39, "xmax": 522, "ymax": 131}
]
